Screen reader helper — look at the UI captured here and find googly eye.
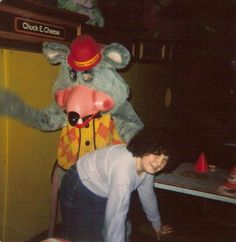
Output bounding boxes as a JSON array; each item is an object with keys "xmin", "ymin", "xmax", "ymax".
[
  {"xmin": 69, "ymin": 69, "xmax": 77, "ymax": 82},
  {"xmin": 82, "ymin": 69, "xmax": 93, "ymax": 82}
]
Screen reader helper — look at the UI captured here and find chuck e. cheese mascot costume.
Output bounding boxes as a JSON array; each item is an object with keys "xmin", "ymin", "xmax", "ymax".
[
  {"xmin": 50, "ymin": 35, "xmax": 144, "ymax": 237},
  {"xmin": 0, "ymin": 34, "xmax": 144, "ymax": 237}
]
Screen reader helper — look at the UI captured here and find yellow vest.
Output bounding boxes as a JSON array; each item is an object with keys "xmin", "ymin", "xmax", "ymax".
[{"xmin": 57, "ymin": 113, "xmax": 123, "ymax": 170}]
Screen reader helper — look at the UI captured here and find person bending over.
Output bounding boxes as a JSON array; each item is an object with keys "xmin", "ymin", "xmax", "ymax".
[{"xmin": 60, "ymin": 127, "xmax": 173, "ymax": 242}]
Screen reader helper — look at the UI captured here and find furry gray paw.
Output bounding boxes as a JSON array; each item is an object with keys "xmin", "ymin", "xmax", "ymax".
[{"xmin": 0, "ymin": 89, "xmax": 25, "ymax": 116}]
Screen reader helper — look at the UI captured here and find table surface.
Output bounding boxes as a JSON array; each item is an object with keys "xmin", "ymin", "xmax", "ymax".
[{"xmin": 154, "ymin": 162, "xmax": 236, "ymax": 204}]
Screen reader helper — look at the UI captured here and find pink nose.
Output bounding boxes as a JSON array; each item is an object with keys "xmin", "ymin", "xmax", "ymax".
[{"xmin": 54, "ymin": 85, "xmax": 114, "ymax": 118}]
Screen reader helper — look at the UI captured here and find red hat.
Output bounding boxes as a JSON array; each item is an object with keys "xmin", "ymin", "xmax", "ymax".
[{"xmin": 67, "ymin": 35, "xmax": 102, "ymax": 71}]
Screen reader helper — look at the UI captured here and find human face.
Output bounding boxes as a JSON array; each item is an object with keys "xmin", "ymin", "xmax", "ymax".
[{"xmin": 136, "ymin": 154, "xmax": 168, "ymax": 175}]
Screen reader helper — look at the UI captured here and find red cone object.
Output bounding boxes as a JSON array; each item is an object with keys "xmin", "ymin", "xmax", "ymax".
[{"xmin": 194, "ymin": 152, "xmax": 209, "ymax": 173}]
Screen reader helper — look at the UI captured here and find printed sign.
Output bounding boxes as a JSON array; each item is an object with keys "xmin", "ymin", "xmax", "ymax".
[{"xmin": 15, "ymin": 17, "xmax": 65, "ymax": 40}]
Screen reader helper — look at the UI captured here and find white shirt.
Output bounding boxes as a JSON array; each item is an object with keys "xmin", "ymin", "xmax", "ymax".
[{"xmin": 76, "ymin": 144, "xmax": 161, "ymax": 242}]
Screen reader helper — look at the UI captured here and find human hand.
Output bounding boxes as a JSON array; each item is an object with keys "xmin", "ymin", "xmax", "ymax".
[{"xmin": 155, "ymin": 224, "xmax": 173, "ymax": 241}]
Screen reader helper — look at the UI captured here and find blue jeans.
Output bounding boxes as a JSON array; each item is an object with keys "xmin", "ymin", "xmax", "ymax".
[{"xmin": 60, "ymin": 165, "xmax": 107, "ymax": 242}]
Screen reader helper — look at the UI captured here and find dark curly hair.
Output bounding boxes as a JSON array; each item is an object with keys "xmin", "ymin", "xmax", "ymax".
[{"xmin": 127, "ymin": 127, "xmax": 171, "ymax": 158}]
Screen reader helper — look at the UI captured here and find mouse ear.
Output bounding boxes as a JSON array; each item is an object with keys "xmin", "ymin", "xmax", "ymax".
[
  {"xmin": 101, "ymin": 43, "xmax": 130, "ymax": 69},
  {"xmin": 43, "ymin": 42, "xmax": 70, "ymax": 64}
]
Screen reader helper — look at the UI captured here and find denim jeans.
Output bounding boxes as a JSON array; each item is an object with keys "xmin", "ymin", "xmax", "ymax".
[{"xmin": 60, "ymin": 165, "xmax": 107, "ymax": 242}]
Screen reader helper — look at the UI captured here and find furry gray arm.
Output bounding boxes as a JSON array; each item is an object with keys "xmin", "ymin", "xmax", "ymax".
[
  {"xmin": 0, "ymin": 89, "xmax": 65, "ymax": 131},
  {"xmin": 112, "ymin": 101, "xmax": 144, "ymax": 143}
]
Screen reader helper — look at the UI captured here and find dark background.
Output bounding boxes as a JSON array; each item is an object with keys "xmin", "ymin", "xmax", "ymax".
[{"xmin": 96, "ymin": 0, "xmax": 236, "ymax": 169}]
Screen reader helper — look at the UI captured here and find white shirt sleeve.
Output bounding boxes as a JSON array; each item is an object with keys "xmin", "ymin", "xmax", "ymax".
[
  {"xmin": 103, "ymin": 153, "xmax": 134, "ymax": 242},
  {"xmin": 104, "ymin": 184, "xmax": 131, "ymax": 242},
  {"xmin": 137, "ymin": 175, "xmax": 161, "ymax": 230}
]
